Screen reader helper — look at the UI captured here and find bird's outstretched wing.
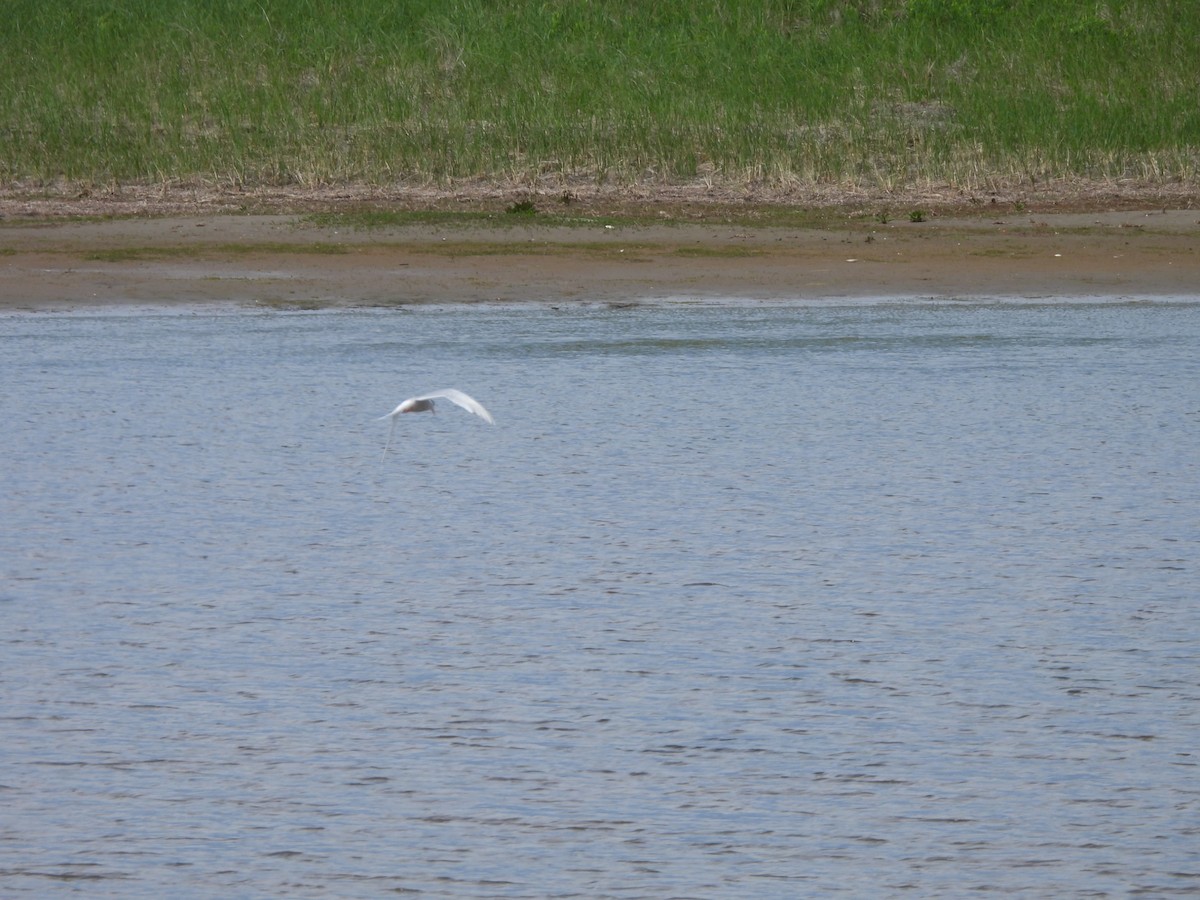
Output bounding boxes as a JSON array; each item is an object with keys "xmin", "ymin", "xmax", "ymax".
[
  {"xmin": 378, "ymin": 388, "xmax": 494, "ymax": 462},
  {"xmin": 411, "ymin": 389, "xmax": 495, "ymax": 424}
]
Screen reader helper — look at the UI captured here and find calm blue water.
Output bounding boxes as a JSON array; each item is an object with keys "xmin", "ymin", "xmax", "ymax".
[{"xmin": 2, "ymin": 299, "xmax": 1198, "ymax": 898}]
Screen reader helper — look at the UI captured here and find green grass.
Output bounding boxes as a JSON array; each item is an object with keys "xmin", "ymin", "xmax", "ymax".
[
  {"xmin": 83, "ymin": 242, "xmax": 350, "ymax": 261},
  {"xmin": 674, "ymin": 245, "xmax": 764, "ymax": 258},
  {"xmin": 406, "ymin": 240, "xmax": 657, "ymax": 257},
  {"xmin": 304, "ymin": 207, "xmax": 666, "ymax": 230},
  {"xmin": 305, "ymin": 210, "xmax": 505, "ymax": 229},
  {"xmin": 2, "ymin": 0, "xmax": 1197, "ymax": 190}
]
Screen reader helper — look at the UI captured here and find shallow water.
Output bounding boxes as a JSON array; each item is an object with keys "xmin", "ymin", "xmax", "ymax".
[{"xmin": 2, "ymin": 299, "xmax": 1198, "ymax": 898}]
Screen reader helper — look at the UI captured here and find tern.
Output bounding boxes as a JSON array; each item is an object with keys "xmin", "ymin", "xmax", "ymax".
[{"xmin": 378, "ymin": 389, "xmax": 494, "ymax": 461}]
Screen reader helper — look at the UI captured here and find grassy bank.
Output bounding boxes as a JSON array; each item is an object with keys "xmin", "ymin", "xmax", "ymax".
[{"xmin": 2, "ymin": 0, "xmax": 1197, "ymax": 192}]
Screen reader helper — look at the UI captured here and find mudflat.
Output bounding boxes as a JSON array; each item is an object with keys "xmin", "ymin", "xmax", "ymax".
[{"xmin": 2, "ymin": 187, "xmax": 1197, "ymax": 309}]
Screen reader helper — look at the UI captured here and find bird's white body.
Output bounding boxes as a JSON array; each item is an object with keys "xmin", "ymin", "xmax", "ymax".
[{"xmin": 378, "ymin": 389, "xmax": 494, "ymax": 461}]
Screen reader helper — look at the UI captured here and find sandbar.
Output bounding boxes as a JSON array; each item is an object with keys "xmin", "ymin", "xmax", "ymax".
[{"xmin": 2, "ymin": 187, "xmax": 1197, "ymax": 310}]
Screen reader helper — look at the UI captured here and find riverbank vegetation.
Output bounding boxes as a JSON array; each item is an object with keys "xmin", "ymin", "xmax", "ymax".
[{"xmin": 2, "ymin": 0, "xmax": 1197, "ymax": 194}]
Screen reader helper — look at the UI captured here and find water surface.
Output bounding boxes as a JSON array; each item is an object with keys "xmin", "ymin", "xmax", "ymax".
[{"xmin": 2, "ymin": 299, "xmax": 1198, "ymax": 897}]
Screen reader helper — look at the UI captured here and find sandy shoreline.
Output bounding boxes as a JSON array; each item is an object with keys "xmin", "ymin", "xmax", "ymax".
[{"xmin": 2, "ymin": 200, "xmax": 1198, "ymax": 310}]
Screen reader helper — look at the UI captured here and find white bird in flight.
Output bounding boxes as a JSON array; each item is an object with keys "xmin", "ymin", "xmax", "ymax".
[{"xmin": 378, "ymin": 388, "xmax": 494, "ymax": 461}]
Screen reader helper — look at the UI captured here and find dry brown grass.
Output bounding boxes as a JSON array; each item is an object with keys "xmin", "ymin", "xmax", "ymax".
[{"xmin": 2, "ymin": 175, "xmax": 1198, "ymax": 223}]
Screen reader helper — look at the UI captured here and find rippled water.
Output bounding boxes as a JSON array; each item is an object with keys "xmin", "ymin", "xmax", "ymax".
[{"xmin": 2, "ymin": 299, "xmax": 1198, "ymax": 898}]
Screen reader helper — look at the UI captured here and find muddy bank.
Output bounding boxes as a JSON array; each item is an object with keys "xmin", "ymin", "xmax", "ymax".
[{"xmin": 2, "ymin": 206, "xmax": 1197, "ymax": 310}]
